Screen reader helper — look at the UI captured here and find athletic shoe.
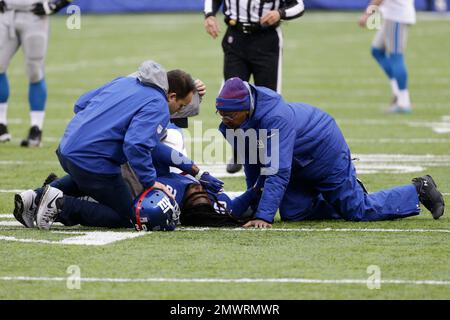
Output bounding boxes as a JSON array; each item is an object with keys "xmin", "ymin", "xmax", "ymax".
[
  {"xmin": 36, "ymin": 185, "xmax": 63, "ymax": 230},
  {"xmin": 13, "ymin": 190, "xmax": 37, "ymax": 228},
  {"xmin": 412, "ymin": 175, "xmax": 445, "ymax": 220},
  {"xmin": 226, "ymin": 157, "xmax": 243, "ymax": 174},
  {"xmin": 0, "ymin": 123, "xmax": 11, "ymax": 142},
  {"xmin": 20, "ymin": 125, "xmax": 42, "ymax": 147},
  {"xmin": 385, "ymin": 105, "xmax": 412, "ymax": 114}
]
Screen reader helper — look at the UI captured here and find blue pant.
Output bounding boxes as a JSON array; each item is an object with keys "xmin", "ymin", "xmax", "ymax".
[
  {"xmin": 48, "ymin": 151, "xmax": 134, "ymax": 228},
  {"xmin": 280, "ymin": 137, "xmax": 420, "ymax": 221}
]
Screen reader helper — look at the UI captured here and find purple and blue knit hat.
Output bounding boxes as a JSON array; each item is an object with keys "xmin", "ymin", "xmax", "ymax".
[{"xmin": 216, "ymin": 77, "xmax": 251, "ymax": 112}]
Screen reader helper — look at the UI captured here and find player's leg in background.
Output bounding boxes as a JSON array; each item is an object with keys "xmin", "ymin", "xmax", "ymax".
[
  {"xmin": 387, "ymin": 21, "xmax": 411, "ymax": 112},
  {"xmin": 0, "ymin": 15, "xmax": 20, "ymax": 142},
  {"xmin": 250, "ymin": 27, "xmax": 282, "ymax": 93},
  {"xmin": 370, "ymin": 20, "xmax": 399, "ymax": 109},
  {"xmin": 19, "ymin": 13, "xmax": 49, "ymax": 147}
]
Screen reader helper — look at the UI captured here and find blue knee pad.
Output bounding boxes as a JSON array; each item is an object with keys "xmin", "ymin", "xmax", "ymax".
[
  {"xmin": 0, "ymin": 73, "xmax": 9, "ymax": 103},
  {"xmin": 29, "ymin": 79, "xmax": 47, "ymax": 111},
  {"xmin": 389, "ymin": 53, "xmax": 408, "ymax": 90},
  {"xmin": 371, "ymin": 47, "xmax": 393, "ymax": 79}
]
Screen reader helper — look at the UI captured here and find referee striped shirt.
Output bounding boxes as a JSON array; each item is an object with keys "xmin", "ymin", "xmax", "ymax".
[{"xmin": 204, "ymin": 0, "xmax": 305, "ymax": 23}]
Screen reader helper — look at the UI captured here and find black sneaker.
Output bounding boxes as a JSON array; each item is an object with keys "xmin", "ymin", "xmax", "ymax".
[
  {"xmin": 42, "ymin": 173, "xmax": 58, "ymax": 187},
  {"xmin": 0, "ymin": 123, "xmax": 11, "ymax": 142},
  {"xmin": 226, "ymin": 156, "xmax": 243, "ymax": 174},
  {"xmin": 412, "ymin": 175, "xmax": 445, "ymax": 220},
  {"xmin": 20, "ymin": 125, "xmax": 42, "ymax": 147}
]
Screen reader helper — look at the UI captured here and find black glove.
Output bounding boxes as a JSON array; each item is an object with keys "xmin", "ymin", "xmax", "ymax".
[
  {"xmin": 0, "ymin": 1, "xmax": 6, "ymax": 13},
  {"xmin": 31, "ymin": 0, "xmax": 70, "ymax": 16}
]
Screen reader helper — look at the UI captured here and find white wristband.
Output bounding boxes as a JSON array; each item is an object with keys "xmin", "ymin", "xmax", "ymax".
[{"xmin": 194, "ymin": 170, "xmax": 204, "ymax": 180}]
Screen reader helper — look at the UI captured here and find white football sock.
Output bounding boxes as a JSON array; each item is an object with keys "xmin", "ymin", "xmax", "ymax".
[
  {"xmin": 30, "ymin": 111, "xmax": 45, "ymax": 129},
  {"xmin": 0, "ymin": 102, "xmax": 7, "ymax": 125},
  {"xmin": 390, "ymin": 79, "xmax": 399, "ymax": 97},
  {"xmin": 397, "ymin": 90, "xmax": 411, "ymax": 109}
]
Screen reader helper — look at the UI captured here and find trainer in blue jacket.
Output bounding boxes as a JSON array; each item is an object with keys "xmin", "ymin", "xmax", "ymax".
[
  {"xmin": 216, "ymin": 78, "xmax": 445, "ymax": 228},
  {"xmin": 14, "ymin": 61, "xmax": 200, "ymax": 230}
]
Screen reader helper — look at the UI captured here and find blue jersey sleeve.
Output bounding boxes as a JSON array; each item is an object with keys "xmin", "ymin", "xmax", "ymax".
[
  {"xmin": 152, "ymin": 142, "xmax": 196, "ymax": 175},
  {"xmin": 229, "ymin": 189, "xmax": 259, "ymax": 218},
  {"xmin": 255, "ymin": 116, "xmax": 296, "ymax": 223},
  {"xmin": 123, "ymin": 99, "xmax": 169, "ymax": 189}
]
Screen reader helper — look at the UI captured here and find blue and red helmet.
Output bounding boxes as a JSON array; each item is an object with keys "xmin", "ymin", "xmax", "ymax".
[{"xmin": 133, "ymin": 187, "xmax": 180, "ymax": 231}]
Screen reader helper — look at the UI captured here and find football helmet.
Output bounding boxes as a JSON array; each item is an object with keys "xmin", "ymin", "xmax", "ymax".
[{"xmin": 133, "ymin": 187, "xmax": 180, "ymax": 231}]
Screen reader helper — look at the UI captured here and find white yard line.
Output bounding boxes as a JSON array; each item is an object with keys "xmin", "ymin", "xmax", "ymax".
[
  {"xmin": 0, "ymin": 276, "xmax": 448, "ymax": 286},
  {"xmin": 1, "ymin": 221, "xmax": 449, "ymax": 234},
  {"xmin": 0, "ymin": 231, "xmax": 146, "ymax": 246},
  {"xmin": 0, "ymin": 214, "xmax": 14, "ymax": 218},
  {"xmin": 177, "ymin": 227, "xmax": 450, "ymax": 234}
]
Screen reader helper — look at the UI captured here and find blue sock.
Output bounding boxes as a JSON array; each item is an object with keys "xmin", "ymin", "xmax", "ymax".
[
  {"xmin": 0, "ymin": 73, "xmax": 9, "ymax": 103},
  {"xmin": 389, "ymin": 53, "xmax": 408, "ymax": 90},
  {"xmin": 371, "ymin": 47, "xmax": 394, "ymax": 79},
  {"xmin": 29, "ymin": 79, "xmax": 47, "ymax": 111}
]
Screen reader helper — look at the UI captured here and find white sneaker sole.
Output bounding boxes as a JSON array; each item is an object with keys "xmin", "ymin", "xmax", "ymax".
[
  {"xmin": 13, "ymin": 193, "xmax": 36, "ymax": 228},
  {"xmin": 36, "ymin": 186, "xmax": 61, "ymax": 230},
  {"xmin": 0, "ymin": 133, "xmax": 11, "ymax": 142}
]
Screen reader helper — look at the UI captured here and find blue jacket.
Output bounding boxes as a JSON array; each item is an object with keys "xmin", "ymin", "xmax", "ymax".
[
  {"xmin": 219, "ymin": 85, "xmax": 345, "ymax": 223},
  {"xmin": 59, "ymin": 77, "xmax": 169, "ymax": 189}
]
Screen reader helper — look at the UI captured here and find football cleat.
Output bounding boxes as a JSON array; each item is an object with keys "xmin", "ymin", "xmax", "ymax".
[
  {"xmin": 13, "ymin": 190, "xmax": 37, "ymax": 228},
  {"xmin": 412, "ymin": 175, "xmax": 445, "ymax": 220},
  {"xmin": 42, "ymin": 172, "xmax": 58, "ymax": 187},
  {"xmin": 36, "ymin": 185, "xmax": 63, "ymax": 230},
  {"xmin": 226, "ymin": 156, "xmax": 243, "ymax": 174},
  {"xmin": 20, "ymin": 125, "xmax": 42, "ymax": 147},
  {"xmin": 0, "ymin": 123, "xmax": 11, "ymax": 142}
]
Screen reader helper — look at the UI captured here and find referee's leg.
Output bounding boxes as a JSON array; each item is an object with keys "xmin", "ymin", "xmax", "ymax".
[
  {"xmin": 222, "ymin": 28, "xmax": 251, "ymax": 82},
  {"xmin": 250, "ymin": 28, "xmax": 282, "ymax": 93}
]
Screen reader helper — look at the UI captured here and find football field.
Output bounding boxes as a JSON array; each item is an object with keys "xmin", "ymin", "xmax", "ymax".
[{"xmin": 0, "ymin": 12, "xmax": 449, "ymax": 299}]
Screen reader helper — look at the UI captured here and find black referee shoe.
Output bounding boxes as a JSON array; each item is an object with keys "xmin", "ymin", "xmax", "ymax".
[
  {"xmin": 0, "ymin": 123, "xmax": 11, "ymax": 142},
  {"xmin": 226, "ymin": 157, "xmax": 243, "ymax": 174},
  {"xmin": 20, "ymin": 125, "xmax": 42, "ymax": 147},
  {"xmin": 412, "ymin": 175, "xmax": 445, "ymax": 220}
]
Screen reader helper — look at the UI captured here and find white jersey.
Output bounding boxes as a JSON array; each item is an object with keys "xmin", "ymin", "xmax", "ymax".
[
  {"xmin": 4, "ymin": 0, "xmax": 43, "ymax": 11},
  {"xmin": 379, "ymin": 0, "xmax": 416, "ymax": 25}
]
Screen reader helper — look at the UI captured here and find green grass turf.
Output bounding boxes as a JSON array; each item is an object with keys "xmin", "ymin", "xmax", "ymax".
[{"xmin": 0, "ymin": 12, "xmax": 449, "ymax": 299}]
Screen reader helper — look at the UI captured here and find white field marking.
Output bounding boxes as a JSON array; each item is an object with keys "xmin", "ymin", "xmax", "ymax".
[
  {"xmin": 0, "ymin": 220, "xmax": 450, "ymax": 235},
  {"xmin": 0, "ymin": 230, "xmax": 146, "ymax": 246},
  {"xmin": 196, "ymin": 154, "xmax": 450, "ymax": 176},
  {"xmin": 0, "ymin": 160, "xmax": 59, "ymax": 165},
  {"xmin": 185, "ymin": 136, "xmax": 450, "ymax": 144},
  {"xmin": 408, "ymin": 116, "xmax": 450, "ymax": 134},
  {"xmin": 0, "ymin": 190, "xmax": 25, "ymax": 193},
  {"xmin": 346, "ymin": 138, "xmax": 450, "ymax": 144},
  {"xmin": 0, "ymin": 214, "xmax": 14, "ymax": 218},
  {"xmin": 8, "ymin": 118, "xmax": 70, "ymax": 125},
  {"xmin": 178, "ymin": 227, "xmax": 450, "ymax": 234},
  {"xmin": 226, "ymin": 192, "xmax": 450, "ymax": 198},
  {"xmin": 2, "ymin": 220, "xmax": 449, "ymax": 234},
  {"xmin": 10, "ymin": 137, "xmax": 59, "ymax": 143},
  {"xmin": 0, "ymin": 276, "xmax": 448, "ymax": 286}
]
